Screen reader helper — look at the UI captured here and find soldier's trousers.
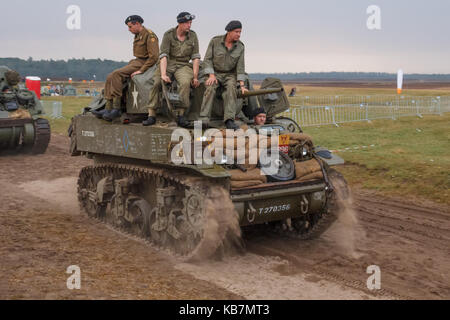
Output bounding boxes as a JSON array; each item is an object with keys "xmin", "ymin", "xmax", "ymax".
[
  {"xmin": 199, "ymin": 73, "xmax": 237, "ymax": 122},
  {"xmin": 148, "ymin": 65, "xmax": 193, "ymax": 113},
  {"xmin": 104, "ymin": 59, "xmax": 145, "ymax": 103}
]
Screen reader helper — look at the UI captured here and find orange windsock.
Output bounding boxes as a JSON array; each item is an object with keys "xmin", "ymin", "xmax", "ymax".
[{"xmin": 397, "ymin": 69, "xmax": 403, "ymax": 94}]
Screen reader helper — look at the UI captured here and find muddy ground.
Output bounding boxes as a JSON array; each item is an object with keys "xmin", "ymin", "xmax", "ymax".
[{"xmin": 1, "ymin": 135, "xmax": 449, "ymax": 300}]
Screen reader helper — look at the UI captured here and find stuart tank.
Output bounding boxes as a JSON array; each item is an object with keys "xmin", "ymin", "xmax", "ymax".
[
  {"xmin": 69, "ymin": 64, "xmax": 347, "ymax": 260},
  {"xmin": 0, "ymin": 66, "xmax": 50, "ymax": 154}
]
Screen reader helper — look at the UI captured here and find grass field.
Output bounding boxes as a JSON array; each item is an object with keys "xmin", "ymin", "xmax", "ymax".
[
  {"xmin": 303, "ymin": 114, "xmax": 450, "ymax": 205},
  {"xmin": 41, "ymin": 89, "xmax": 450, "ymax": 205}
]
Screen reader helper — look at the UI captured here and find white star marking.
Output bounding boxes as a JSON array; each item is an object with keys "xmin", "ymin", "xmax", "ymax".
[{"xmin": 132, "ymin": 86, "xmax": 139, "ymax": 109}]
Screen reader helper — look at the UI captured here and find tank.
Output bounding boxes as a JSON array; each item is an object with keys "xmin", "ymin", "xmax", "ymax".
[
  {"xmin": 0, "ymin": 66, "xmax": 51, "ymax": 154},
  {"xmin": 69, "ymin": 65, "xmax": 347, "ymax": 260}
]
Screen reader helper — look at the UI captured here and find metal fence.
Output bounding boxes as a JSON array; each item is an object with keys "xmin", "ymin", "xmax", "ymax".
[
  {"xmin": 282, "ymin": 95, "xmax": 450, "ymax": 127},
  {"xmin": 41, "ymin": 101, "xmax": 63, "ymax": 119}
]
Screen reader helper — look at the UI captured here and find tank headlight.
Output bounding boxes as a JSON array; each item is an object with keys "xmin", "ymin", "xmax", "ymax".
[
  {"xmin": 220, "ymin": 155, "xmax": 228, "ymax": 164},
  {"xmin": 302, "ymin": 148, "xmax": 308, "ymax": 156}
]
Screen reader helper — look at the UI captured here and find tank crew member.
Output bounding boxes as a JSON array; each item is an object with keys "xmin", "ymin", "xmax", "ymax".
[
  {"xmin": 253, "ymin": 107, "xmax": 267, "ymax": 125},
  {"xmin": 199, "ymin": 20, "xmax": 248, "ymax": 130},
  {"xmin": 98, "ymin": 15, "xmax": 159, "ymax": 121},
  {"xmin": 143, "ymin": 12, "xmax": 200, "ymax": 127}
]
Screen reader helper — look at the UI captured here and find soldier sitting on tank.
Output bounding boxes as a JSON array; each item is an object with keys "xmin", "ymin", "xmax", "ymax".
[
  {"xmin": 198, "ymin": 21, "xmax": 248, "ymax": 130},
  {"xmin": 93, "ymin": 15, "xmax": 159, "ymax": 121},
  {"xmin": 143, "ymin": 12, "xmax": 201, "ymax": 127}
]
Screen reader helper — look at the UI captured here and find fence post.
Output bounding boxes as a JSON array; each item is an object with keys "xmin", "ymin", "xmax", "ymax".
[
  {"xmin": 331, "ymin": 106, "xmax": 338, "ymax": 127},
  {"xmin": 393, "ymin": 96, "xmax": 398, "ymax": 120},
  {"xmin": 365, "ymin": 96, "xmax": 370, "ymax": 123},
  {"xmin": 437, "ymin": 96, "xmax": 442, "ymax": 116},
  {"xmin": 415, "ymin": 99, "xmax": 422, "ymax": 118},
  {"xmin": 51, "ymin": 101, "xmax": 63, "ymax": 119}
]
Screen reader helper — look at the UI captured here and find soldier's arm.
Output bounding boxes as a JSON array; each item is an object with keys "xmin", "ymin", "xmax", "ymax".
[
  {"xmin": 203, "ymin": 39, "xmax": 215, "ymax": 75},
  {"xmin": 236, "ymin": 45, "xmax": 246, "ymax": 83},
  {"xmin": 140, "ymin": 34, "xmax": 160, "ymax": 73},
  {"xmin": 192, "ymin": 34, "xmax": 201, "ymax": 82}
]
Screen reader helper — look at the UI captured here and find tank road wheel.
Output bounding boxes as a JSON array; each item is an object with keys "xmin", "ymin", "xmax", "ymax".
[
  {"xmin": 148, "ymin": 207, "xmax": 171, "ymax": 248},
  {"xmin": 128, "ymin": 199, "xmax": 151, "ymax": 237},
  {"xmin": 77, "ymin": 167, "xmax": 103, "ymax": 219},
  {"xmin": 175, "ymin": 191, "xmax": 206, "ymax": 257},
  {"xmin": 175, "ymin": 186, "xmax": 240, "ymax": 261}
]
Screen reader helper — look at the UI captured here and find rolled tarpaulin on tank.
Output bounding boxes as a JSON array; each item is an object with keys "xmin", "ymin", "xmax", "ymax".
[{"xmin": 25, "ymin": 76, "xmax": 41, "ymax": 99}]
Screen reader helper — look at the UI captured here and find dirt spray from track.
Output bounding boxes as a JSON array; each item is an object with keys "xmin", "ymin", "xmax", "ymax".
[
  {"xmin": 189, "ymin": 185, "xmax": 243, "ymax": 261},
  {"xmin": 323, "ymin": 174, "xmax": 366, "ymax": 259}
]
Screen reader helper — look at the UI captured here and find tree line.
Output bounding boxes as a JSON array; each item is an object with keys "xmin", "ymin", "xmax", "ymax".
[{"xmin": 1, "ymin": 57, "xmax": 450, "ymax": 82}]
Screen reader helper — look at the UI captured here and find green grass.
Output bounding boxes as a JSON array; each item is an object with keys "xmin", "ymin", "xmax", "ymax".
[
  {"xmin": 42, "ymin": 96, "xmax": 92, "ymax": 134},
  {"xmin": 303, "ymin": 114, "xmax": 450, "ymax": 205},
  {"xmin": 42, "ymin": 94, "xmax": 450, "ymax": 205}
]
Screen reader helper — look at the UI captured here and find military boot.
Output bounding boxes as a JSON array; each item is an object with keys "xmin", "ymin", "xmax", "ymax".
[
  {"xmin": 142, "ymin": 117, "xmax": 156, "ymax": 126},
  {"xmin": 102, "ymin": 98, "xmax": 122, "ymax": 121},
  {"xmin": 176, "ymin": 115, "xmax": 189, "ymax": 128},
  {"xmin": 91, "ymin": 109, "xmax": 108, "ymax": 119},
  {"xmin": 142, "ymin": 109, "xmax": 156, "ymax": 126},
  {"xmin": 100, "ymin": 99, "xmax": 114, "ymax": 118},
  {"xmin": 225, "ymin": 119, "xmax": 239, "ymax": 130},
  {"xmin": 103, "ymin": 109, "xmax": 121, "ymax": 121}
]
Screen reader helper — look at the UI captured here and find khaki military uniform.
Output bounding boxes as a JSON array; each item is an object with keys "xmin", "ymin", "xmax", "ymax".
[
  {"xmin": 148, "ymin": 27, "xmax": 200, "ymax": 113},
  {"xmin": 104, "ymin": 27, "xmax": 159, "ymax": 109},
  {"xmin": 199, "ymin": 35, "xmax": 245, "ymax": 122}
]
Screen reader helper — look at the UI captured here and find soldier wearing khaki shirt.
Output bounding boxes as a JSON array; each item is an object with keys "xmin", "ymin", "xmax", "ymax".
[
  {"xmin": 199, "ymin": 20, "xmax": 247, "ymax": 130},
  {"xmin": 99, "ymin": 15, "xmax": 159, "ymax": 121},
  {"xmin": 143, "ymin": 12, "xmax": 200, "ymax": 127}
]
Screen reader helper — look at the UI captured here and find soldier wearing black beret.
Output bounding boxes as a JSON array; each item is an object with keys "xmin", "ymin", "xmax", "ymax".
[
  {"xmin": 199, "ymin": 20, "xmax": 247, "ymax": 130},
  {"xmin": 253, "ymin": 107, "xmax": 267, "ymax": 126},
  {"xmin": 96, "ymin": 15, "xmax": 159, "ymax": 121}
]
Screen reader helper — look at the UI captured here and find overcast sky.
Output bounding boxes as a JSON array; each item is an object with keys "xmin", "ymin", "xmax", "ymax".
[{"xmin": 1, "ymin": 0, "xmax": 449, "ymax": 73}]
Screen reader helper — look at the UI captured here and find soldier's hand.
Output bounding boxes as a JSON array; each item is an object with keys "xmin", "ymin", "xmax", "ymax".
[
  {"xmin": 205, "ymin": 74, "xmax": 218, "ymax": 86},
  {"xmin": 191, "ymin": 78, "xmax": 200, "ymax": 88},
  {"xmin": 241, "ymin": 86, "xmax": 249, "ymax": 95},
  {"xmin": 161, "ymin": 75, "xmax": 172, "ymax": 83},
  {"xmin": 131, "ymin": 71, "xmax": 142, "ymax": 78}
]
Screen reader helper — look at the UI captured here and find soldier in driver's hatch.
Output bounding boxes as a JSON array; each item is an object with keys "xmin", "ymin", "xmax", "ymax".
[
  {"xmin": 94, "ymin": 15, "xmax": 159, "ymax": 121},
  {"xmin": 199, "ymin": 20, "xmax": 248, "ymax": 130},
  {"xmin": 143, "ymin": 12, "xmax": 200, "ymax": 127}
]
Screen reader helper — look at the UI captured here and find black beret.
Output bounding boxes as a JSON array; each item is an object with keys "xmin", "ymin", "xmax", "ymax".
[
  {"xmin": 225, "ymin": 20, "xmax": 242, "ymax": 32},
  {"xmin": 253, "ymin": 107, "xmax": 266, "ymax": 117},
  {"xmin": 125, "ymin": 15, "xmax": 144, "ymax": 25},
  {"xmin": 177, "ymin": 12, "xmax": 195, "ymax": 23}
]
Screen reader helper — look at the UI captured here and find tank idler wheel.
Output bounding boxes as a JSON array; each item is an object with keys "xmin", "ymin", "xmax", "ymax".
[{"xmin": 128, "ymin": 199, "xmax": 152, "ymax": 238}]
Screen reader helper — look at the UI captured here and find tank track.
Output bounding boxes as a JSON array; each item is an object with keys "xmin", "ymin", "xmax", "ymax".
[
  {"xmin": 77, "ymin": 163, "xmax": 240, "ymax": 261},
  {"xmin": 29, "ymin": 118, "xmax": 51, "ymax": 154},
  {"xmin": 268, "ymin": 169, "xmax": 346, "ymax": 240}
]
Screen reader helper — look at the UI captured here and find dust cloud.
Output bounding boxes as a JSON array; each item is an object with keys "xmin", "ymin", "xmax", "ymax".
[
  {"xmin": 18, "ymin": 177, "xmax": 79, "ymax": 214},
  {"xmin": 322, "ymin": 174, "xmax": 366, "ymax": 258}
]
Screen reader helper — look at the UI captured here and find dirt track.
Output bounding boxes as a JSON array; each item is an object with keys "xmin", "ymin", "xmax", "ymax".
[{"xmin": 1, "ymin": 135, "xmax": 449, "ymax": 300}]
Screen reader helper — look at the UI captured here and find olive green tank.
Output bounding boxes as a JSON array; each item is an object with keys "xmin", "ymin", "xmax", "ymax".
[
  {"xmin": 0, "ymin": 66, "xmax": 50, "ymax": 154},
  {"xmin": 70, "ymin": 65, "xmax": 346, "ymax": 260}
]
